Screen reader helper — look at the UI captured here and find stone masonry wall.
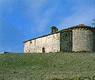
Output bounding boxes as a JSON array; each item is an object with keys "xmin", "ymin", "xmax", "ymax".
[
  {"xmin": 24, "ymin": 33, "xmax": 60, "ymax": 53},
  {"xmin": 60, "ymin": 31, "xmax": 72, "ymax": 52},
  {"xmin": 72, "ymin": 29, "xmax": 95, "ymax": 52}
]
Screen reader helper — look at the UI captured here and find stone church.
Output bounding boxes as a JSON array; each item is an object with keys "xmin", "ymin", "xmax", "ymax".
[{"xmin": 24, "ymin": 24, "xmax": 95, "ymax": 53}]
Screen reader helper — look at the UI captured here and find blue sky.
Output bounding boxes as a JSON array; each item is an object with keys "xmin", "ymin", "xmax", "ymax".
[{"xmin": 0, "ymin": 0, "xmax": 95, "ymax": 53}]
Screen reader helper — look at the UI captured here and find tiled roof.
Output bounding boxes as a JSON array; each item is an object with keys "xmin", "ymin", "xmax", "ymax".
[{"xmin": 24, "ymin": 24, "xmax": 95, "ymax": 43}]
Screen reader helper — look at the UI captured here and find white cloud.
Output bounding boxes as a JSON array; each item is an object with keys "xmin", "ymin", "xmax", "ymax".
[
  {"xmin": 24, "ymin": 0, "xmax": 59, "ymax": 32},
  {"xmin": 24, "ymin": 0, "xmax": 48, "ymax": 16},
  {"xmin": 36, "ymin": 5, "xmax": 58, "ymax": 32},
  {"xmin": 24, "ymin": 0, "xmax": 95, "ymax": 31},
  {"xmin": 1, "ymin": 0, "xmax": 94, "ymax": 32},
  {"xmin": 59, "ymin": 1, "xmax": 95, "ymax": 29}
]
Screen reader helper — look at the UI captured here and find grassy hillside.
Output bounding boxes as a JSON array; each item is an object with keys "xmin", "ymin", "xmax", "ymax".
[{"xmin": 0, "ymin": 52, "xmax": 95, "ymax": 80}]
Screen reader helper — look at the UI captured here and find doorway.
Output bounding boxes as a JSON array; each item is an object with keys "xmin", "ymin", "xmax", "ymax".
[{"xmin": 42, "ymin": 47, "xmax": 45, "ymax": 53}]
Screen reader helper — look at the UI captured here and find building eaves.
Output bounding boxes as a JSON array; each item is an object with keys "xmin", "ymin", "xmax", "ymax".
[{"xmin": 24, "ymin": 24, "xmax": 95, "ymax": 43}]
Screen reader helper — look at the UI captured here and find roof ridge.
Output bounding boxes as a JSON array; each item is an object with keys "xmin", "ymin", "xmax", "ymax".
[{"xmin": 24, "ymin": 24, "xmax": 95, "ymax": 43}]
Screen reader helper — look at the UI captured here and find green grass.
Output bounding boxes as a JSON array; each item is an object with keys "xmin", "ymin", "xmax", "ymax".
[{"xmin": 0, "ymin": 52, "xmax": 95, "ymax": 80}]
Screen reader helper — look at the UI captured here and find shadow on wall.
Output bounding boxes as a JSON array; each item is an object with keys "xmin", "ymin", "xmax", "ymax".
[{"xmin": 60, "ymin": 30, "xmax": 72, "ymax": 52}]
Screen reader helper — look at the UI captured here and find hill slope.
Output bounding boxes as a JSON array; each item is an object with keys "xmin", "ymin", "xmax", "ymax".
[{"xmin": 0, "ymin": 52, "xmax": 95, "ymax": 80}]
